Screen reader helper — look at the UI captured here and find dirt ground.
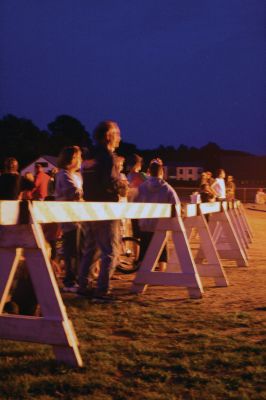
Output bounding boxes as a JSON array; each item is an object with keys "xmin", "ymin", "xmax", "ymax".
[{"xmin": 111, "ymin": 206, "xmax": 266, "ymax": 319}]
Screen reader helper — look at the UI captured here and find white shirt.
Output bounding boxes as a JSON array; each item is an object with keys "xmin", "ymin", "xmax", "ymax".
[
  {"xmin": 212, "ymin": 178, "xmax": 226, "ymax": 199},
  {"xmin": 71, "ymin": 172, "xmax": 83, "ymax": 191}
]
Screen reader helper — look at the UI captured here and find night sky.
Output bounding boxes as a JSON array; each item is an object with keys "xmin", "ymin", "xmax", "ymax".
[{"xmin": 0, "ymin": 1, "xmax": 265, "ymax": 154}]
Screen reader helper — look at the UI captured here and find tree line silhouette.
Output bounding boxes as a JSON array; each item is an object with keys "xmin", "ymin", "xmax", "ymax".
[{"xmin": 0, "ymin": 113, "xmax": 253, "ymax": 173}]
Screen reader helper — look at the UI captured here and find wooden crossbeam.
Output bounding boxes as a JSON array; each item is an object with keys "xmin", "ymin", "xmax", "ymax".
[
  {"xmin": 0, "ymin": 200, "xmax": 247, "ymax": 226},
  {"xmin": 0, "ymin": 201, "xmax": 175, "ymax": 225},
  {"xmin": 0, "ymin": 315, "xmax": 74, "ymax": 345}
]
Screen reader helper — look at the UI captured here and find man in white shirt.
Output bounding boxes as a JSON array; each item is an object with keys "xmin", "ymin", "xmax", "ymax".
[{"xmin": 211, "ymin": 169, "xmax": 226, "ymax": 200}]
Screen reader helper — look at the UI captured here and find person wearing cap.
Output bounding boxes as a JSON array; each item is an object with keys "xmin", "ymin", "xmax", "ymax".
[
  {"xmin": 32, "ymin": 163, "xmax": 50, "ymax": 200},
  {"xmin": 127, "ymin": 153, "xmax": 147, "ymax": 191}
]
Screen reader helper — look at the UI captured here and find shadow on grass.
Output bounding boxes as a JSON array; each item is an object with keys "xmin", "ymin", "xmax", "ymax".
[
  {"xmin": 0, "ymin": 357, "xmax": 77, "ymax": 377},
  {"xmin": 0, "ymin": 349, "xmax": 35, "ymax": 357}
]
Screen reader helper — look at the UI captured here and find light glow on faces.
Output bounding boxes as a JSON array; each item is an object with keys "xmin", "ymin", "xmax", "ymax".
[
  {"xmin": 108, "ymin": 124, "xmax": 121, "ymax": 150},
  {"xmin": 69, "ymin": 151, "xmax": 82, "ymax": 171}
]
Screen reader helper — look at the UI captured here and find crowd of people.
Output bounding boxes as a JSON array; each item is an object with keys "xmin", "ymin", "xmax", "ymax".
[
  {"xmin": 196, "ymin": 169, "xmax": 236, "ymax": 203},
  {"xmin": 0, "ymin": 119, "xmax": 252, "ymax": 308}
]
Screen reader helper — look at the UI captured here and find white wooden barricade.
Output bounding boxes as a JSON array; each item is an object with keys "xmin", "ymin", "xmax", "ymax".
[
  {"xmin": 0, "ymin": 200, "xmax": 172, "ymax": 366},
  {"xmin": 207, "ymin": 202, "xmax": 249, "ymax": 267},
  {"xmin": 132, "ymin": 202, "xmax": 229, "ymax": 296},
  {"xmin": 236, "ymin": 201, "xmax": 253, "ymax": 243},
  {"xmin": 183, "ymin": 203, "xmax": 228, "ymax": 287},
  {"xmin": 0, "ymin": 199, "xmax": 251, "ymax": 366},
  {"xmin": 132, "ymin": 200, "xmax": 252, "ymax": 295},
  {"xmin": 131, "ymin": 204, "xmax": 204, "ymax": 298},
  {"xmin": 227, "ymin": 202, "xmax": 250, "ymax": 251}
]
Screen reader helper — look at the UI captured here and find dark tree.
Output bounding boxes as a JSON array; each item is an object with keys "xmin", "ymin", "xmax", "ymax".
[
  {"xmin": 189, "ymin": 146, "xmax": 201, "ymax": 161},
  {"xmin": 0, "ymin": 114, "xmax": 49, "ymax": 168},
  {"xmin": 47, "ymin": 115, "xmax": 92, "ymax": 155},
  {"xmin": 199, "ymin": 142, "xmax": 221, "ymax": 172},
  {"xmin": 117, "ymin": 141, "xmax": 138, "ymax": 157},
  {"xmin": 154, "ymin": 145, "xmax": 178, "ymax": 163},
  {"xmin": 176, "ymin": 144, "xmax": 189, "ymax": 161}
]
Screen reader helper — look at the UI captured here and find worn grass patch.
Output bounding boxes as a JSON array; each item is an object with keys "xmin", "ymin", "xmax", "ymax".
[{"xmin": 0, "ymin": 295, "xmax": 265, "ymax": 400}]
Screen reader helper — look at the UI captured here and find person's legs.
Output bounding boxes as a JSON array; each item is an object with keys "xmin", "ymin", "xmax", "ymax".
[
  {"xmin": 95, "ymin": 220, "xmax": 120, "ymax": 294},
  {"xmin": 78, "ymin": 222, "xmax": 99, "ymax": 292}
]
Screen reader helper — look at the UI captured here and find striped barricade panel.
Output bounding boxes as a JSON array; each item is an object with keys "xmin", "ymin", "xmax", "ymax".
[
  {"xmin": 32, "ymin": 201, "xmax": 174, "ymax": 223},
  {"xmin": 0, "ymin": 201, "xmax": 179, "ymax": 225}
]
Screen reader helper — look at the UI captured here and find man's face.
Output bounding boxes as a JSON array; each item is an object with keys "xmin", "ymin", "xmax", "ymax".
[
  {"xmin": 220, "ymin": 170, "xmax": 226, "ymax": 179},
  {"xmin": 108, "ymin": 124, "xmax": 121, "ymax": 151},
  {"xmin": 35, "ymin": 164, "xmax": 43, "ymax": 173},
  {"xmin": 11, "ymin": 160, "xmax": 18, "ymax": 171},
  {"xmin": 70, "ymin": 151, "xmax": 82, "ymax": 171}
]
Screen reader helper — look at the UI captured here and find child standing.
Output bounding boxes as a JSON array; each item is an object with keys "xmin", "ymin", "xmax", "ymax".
[{"xmin": 55, "ymin": 146, "xmax": 83, "ymax": 292}]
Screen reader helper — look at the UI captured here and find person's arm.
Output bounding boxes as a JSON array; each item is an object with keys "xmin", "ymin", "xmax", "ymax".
[{"xmin": 211, "ymin": 180, "xmax": 220, "ymax": 197}]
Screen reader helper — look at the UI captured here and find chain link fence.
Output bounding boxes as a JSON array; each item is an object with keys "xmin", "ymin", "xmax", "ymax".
[{"xmin": 173, "ymin": 187, "xmax": 262, "ymax": 203}]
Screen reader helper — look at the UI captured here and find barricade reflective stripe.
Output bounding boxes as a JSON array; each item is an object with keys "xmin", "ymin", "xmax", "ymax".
[
  {"xmin": 32, "ymin": 201, "xmax": 175, "ymax": 223},
  {"xmin": 200, "ymin": 202, "xmax": 221, "ymax": 215},
  {"xmin": 0, "ymin": 201, "xmax": 175, "ymax": 225},
  {"xmin": 0, "ymin": 200, "xmax": 248, "ymax": 226}
]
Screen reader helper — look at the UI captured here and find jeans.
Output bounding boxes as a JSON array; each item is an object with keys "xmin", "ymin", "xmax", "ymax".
[{"xmin": 78, "ymin": 220, "xmax": 120, "ymax": 293}]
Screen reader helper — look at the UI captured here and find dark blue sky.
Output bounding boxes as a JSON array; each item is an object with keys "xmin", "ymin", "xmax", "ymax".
[{"xmin": 0, "ymin": 1, "xmax": 265, "ymax": 154}]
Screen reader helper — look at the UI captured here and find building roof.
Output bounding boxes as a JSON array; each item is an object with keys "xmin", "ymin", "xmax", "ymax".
[
  {"xmin": 21, "ymin": 155, "xmax": 57, "ymax": 171},
  {"xmin": 42, "ymin": 155, "xmax": 57, "ymax": 165}
]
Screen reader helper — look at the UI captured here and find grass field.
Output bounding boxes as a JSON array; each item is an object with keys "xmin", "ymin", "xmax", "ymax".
[{"xmin": 0, "ymin": 208, "xmax": 265, "ymax": 400}]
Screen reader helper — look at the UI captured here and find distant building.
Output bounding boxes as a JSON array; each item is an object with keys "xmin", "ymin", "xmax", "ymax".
[
  {"xmin": 21, "ymin": 155, "xmax": 57, "ymax": 175},
  {"xmin": 164, "ymin": 162, "xmax": 203, "ymax": 181}
]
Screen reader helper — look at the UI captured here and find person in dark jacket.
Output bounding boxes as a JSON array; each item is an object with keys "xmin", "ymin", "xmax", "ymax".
[
  {"xmin": 0, "ymin": 157, "xmax": 35, "ymax": 200},
  {"xmin": 78, "ymin": 120, "xmax": 124, "ymax": 300},
  {"xmin": 0, "ymin": 157, "xmax": 36, "ymax": 315},
  {"xmin": 199, "ymin": 183, "xmax": 215, "ymax": 203},
  {"xmin": 55, "ymin": 146, "xmax": 83, "ymax": 292}
]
